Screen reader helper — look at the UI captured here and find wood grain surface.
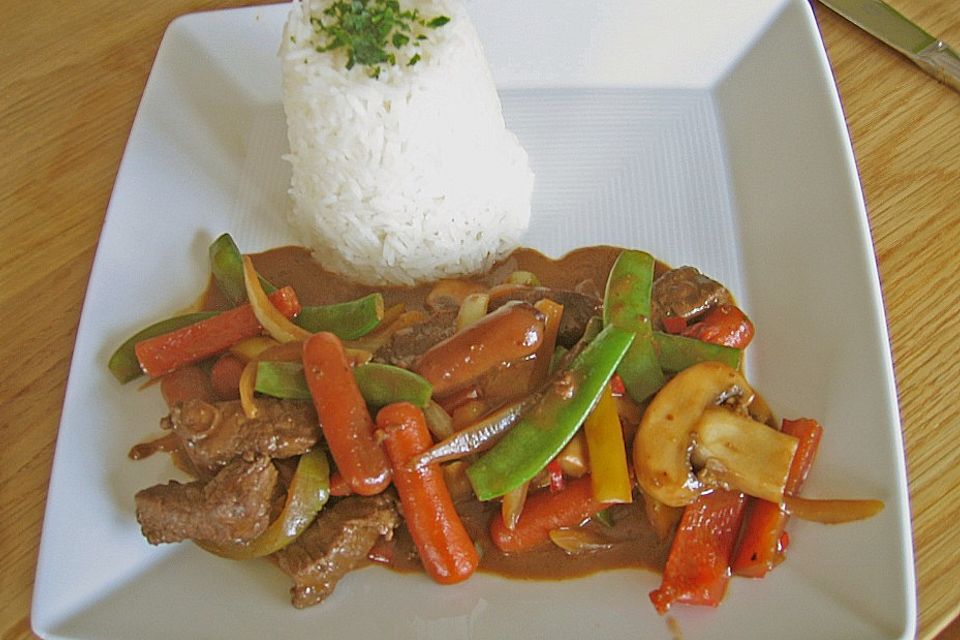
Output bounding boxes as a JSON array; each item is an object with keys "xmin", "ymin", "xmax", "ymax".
[{"xmin": 1, "ymin": 1, "xmax": 958, "ymax": 638}]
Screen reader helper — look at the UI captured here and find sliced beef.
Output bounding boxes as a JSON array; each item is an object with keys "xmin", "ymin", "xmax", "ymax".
[
  {"xmin": 374, "ymin": 307, "xmax": 458, "ymax": 368},
  {"xmin": 651, "ymin": 266, "xmax": 732, "ymax": 327},
  {"xmin": 161, "ymin": 398, "xmax": 320, "ymax": 477},
  {"xmin": 272, "ymin": 493, "xmax": 400, "ymax": 608},
  {"xmin": 135, "ymin": 456, "xmax": 278, "ymax": 545},
  {"xmin": 487, "ymin": 285, "xmax": 601, "ymax": 347}
]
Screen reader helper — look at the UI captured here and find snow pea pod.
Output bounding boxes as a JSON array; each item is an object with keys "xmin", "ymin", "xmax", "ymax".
[
  {"xmin": 255, "ymin": 361, "xmax": 432, "ymax": 408},
  {"xmin": 602, "ymin": 250, "xmax": 666, "ymax": 402},
  {"xmin": 209, "ymin": 233, "xmax": 276, "ymax": 305},
  {"xmin": 108, "ymin": 312, "xmax": 217, "ymax": 383},
  {"xmin": 294, "ymin": 293, "xmax": 384, "ymax": 339},
  {"xmin": 466, "ymin": 325, "xmax": 635, "ymax": 501},
  {"xmin": 652, "ymin": 331, "xmax": 742, "ymax": 372}
]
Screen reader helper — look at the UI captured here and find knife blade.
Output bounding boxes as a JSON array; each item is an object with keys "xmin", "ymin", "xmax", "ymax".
[{"xmin": 818, "ymin": 0, "xmax": 960, "ymax": 92}]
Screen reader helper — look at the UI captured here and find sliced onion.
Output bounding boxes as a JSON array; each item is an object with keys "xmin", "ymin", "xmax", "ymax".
[
  {"xmin": 783, "ymin": 494, "xmax": 885, "ymax": 524},
  {"xmin": 423, "ymin": 400, "xmax": 454, "ymax": 440},
  {"xmin": 455, "ymin": 292, "xmax": 490, "ymax": 331},
  {"xmin": 242, "ymin": 256, "xmax": 312, "ymax": 343},
  {"xmin": 229, "ymin": 336, "xmax": 280, "ymax": 362},
  {"xmin": 239, "ymin": 359, "xmax": 260, "ymax": 419},
  {"xmin": 548, "ymin": 528, "xmax": 614, "ymax": 555},
  {"xmin": 501, "ymin": 481, "xmax": 529, "ymax": 531}
]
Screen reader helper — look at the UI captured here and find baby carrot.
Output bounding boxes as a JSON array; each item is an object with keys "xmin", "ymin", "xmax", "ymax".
[
  {"xmin": 376, "ymin": 402, "xmax": 479, "ymax": 585},
  {"xmin": 302, "ymin": 332, "xmax": 391, "ymax": 496}
]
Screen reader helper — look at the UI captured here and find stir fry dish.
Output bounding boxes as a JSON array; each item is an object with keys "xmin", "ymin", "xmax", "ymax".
[{"xmin": 113, "ymin": 234, "xmax": 883, "ymax": 612}]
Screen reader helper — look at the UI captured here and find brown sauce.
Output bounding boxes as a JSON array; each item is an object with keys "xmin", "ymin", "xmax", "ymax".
[{"xmin": 205, "ymin": 244, "xmax": 671, "ymax": 580}]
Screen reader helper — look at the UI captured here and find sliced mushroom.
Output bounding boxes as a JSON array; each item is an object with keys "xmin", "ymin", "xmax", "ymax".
[
  {"xmin": 633, "ymin": 361, "xmax": 796, "ymax": 507},
  {"xmin": 693, "ymin": 407, "xmax": 798, "ymax": 504}
]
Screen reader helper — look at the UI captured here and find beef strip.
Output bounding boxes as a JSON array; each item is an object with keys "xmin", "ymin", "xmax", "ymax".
[
  {"xmin": 272, "ymin": 493, "xmax": 400, "ymax": 608},
  {"xmin": 487, "ymin": 285, "xmax": 601, "ymax": 347},
  {"xmin": 162, "ymin": 398, "xmax": 320, "ymax": 477},
  {"xmin": 374, "ymin": 307, "xmax": 458, "ymax": 368},
  {"xmin": 650, "ymin": 266, "xmax": 732, "ymax": 327},
  {"xmin": 135, "ymin": 456, "xmax": 279, "ymax": 545}
]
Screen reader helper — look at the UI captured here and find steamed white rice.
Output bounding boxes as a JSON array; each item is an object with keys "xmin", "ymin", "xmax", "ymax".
[{"xmin": 280, "ymin": 0, "xmax": 534, "ymax": 286}]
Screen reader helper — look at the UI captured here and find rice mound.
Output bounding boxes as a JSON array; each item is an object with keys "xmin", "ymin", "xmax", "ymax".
[{"xmin": 280, "ymin": 0, "xmax": 534, "ymax": 286}]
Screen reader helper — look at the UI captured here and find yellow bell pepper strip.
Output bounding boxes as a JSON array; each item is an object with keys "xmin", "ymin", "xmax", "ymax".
[
  {"xmin": 466, "ymin": 325, "xmax": 635, "ymax": 501},
  {"xmin": 253, "ymin": 361, "xmax": 433, "ymax": 408},
  {"xmin": 652, "ymin": 331, "xmax": 742, "ymax": 372},
  {"xmin": 208, "ymin": 233, "xmax": 275, "ymax": 305},
  {"xmin": 109, "ymin": 312, "xmax": 216, "ymax": 383},
  {"xmin": 582, "ymin": 384, "xmax": 632, "ymax": 504},
  {"xmin": 294, "ymin": 293, "xmax": 385, "ymax": 339},
  {"xmin": 603, "ymin": 250, "xmax": 666, "ymax": 402},
  {"xmin": 530, "ymin": 298, "xmax": 564, "ymax": 388},
  {"xmin": 198, "ymin": 448, "xmax": 330, "ymax": 559}
]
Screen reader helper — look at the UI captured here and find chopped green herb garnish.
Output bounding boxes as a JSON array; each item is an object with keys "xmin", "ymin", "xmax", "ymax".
[{"xmin": 310, "ymin": 0, "xmax": 450, "ymax": 78}]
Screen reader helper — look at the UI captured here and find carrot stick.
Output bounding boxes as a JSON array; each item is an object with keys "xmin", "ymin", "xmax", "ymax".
[
  {"xmin": 489, "ymin": 476, "xmax": 603, "ymax": 553},
  {"xmin": 302, "ymin": 332, "xmax": 391, "ymax": 496},
  {"xmin": 376, "ymin": 402, "xmax": 479, "ymax": 584},
  {"xmin": 649, "ymin": 489, "xmax": 747, "ymax": 614},
  {"xmin": 731, "ymin": 418, "xmax": 823, "ymax": 577},
  {"xmin": 134, "ymin": 287, "xmax": 301, "ymax": 377}
]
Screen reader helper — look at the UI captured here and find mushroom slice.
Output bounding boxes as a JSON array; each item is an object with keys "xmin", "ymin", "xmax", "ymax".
[
  {"xmin": 692, "ymin": 407, "xmax": 798, "ymax": 504},
  {"xmin": 633, "ymin": 361, "xmax": 754, "ymax": 507}
]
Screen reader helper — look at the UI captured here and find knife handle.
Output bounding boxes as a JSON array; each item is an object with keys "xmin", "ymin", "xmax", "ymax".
[{"xmin": 912, "ymin": 40, "xmax": 960, "ymax": 93}]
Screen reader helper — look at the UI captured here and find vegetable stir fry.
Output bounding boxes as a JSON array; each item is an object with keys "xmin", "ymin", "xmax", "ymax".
[{"xmin": 114, "ymin": 234, "xmax": 883, "ymax": 612}]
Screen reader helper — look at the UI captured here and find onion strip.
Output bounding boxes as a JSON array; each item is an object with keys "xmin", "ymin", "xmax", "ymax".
[
  {"xmin": 783, "ymin": 495, "xmax": 884, "ymax": 524},
  {"xmin": 242, "ymin": 256, "xmax": 312, "ymax": 343}
]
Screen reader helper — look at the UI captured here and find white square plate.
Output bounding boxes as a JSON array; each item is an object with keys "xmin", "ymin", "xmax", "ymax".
[{"xmin": 33, "ymin": 1, "xmax": 916, "ymax": 638}]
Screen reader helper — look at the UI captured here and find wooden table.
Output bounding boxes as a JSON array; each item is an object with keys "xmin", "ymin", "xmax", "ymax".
[{"xmin": 1, "ymin": 1, "xmax": 958, "ymax": 638}]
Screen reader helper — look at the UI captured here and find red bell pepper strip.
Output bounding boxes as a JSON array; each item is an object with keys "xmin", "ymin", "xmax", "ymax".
[
  {"xmin": 649, "ymin": 489, "xmax": 747, "ymax": 614},
  {"xmin": 489, "ymin": 476, "xmax": 604, "ymax": 553},
  {"xmin": 302, "ymin": 332, "xmax": 392, "ymax": 496},
  {"xmin": 134, "ymin": 287, "xmax": 301, "ymax": 377},
  {"xmin": 731, "ymin": 418, "xmax": 823, "ymax": 577},
  {"xmin": 682, "ymin": 304, "xmax": 755, "ymax": 349},
  {"xmin": 376, "ymin": 402, "xmax": 479, "ymax": 584}
]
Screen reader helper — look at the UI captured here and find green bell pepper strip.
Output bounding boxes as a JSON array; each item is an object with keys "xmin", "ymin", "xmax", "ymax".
[
  {"xmin": 466, "ymin": 325, "xmax": 635, "ymax": 501},
  {"xmin": 602, "ymin": 250, "xmax": 666, "ymax": 402},
  {"xmin": 209, "ymin": 233, "xmax": 276, "ymax": 305},
  {"xmin": 652, "ymin": 331, "xmax": 742, "ymax": 372},
  {"xmin": 255, "ymin": 361, "xmax": 433, "ymax": 408},
  {"xmin": 198, "ymin": 448, "xmax": 330, "ymax": 559},
  {"xmin": 294, "ymin": 293, "xmax": 385, "ymax": 339},
  {"xmin": 108, "ymin": 312, "xmax": 217, "ymax": 383}
]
